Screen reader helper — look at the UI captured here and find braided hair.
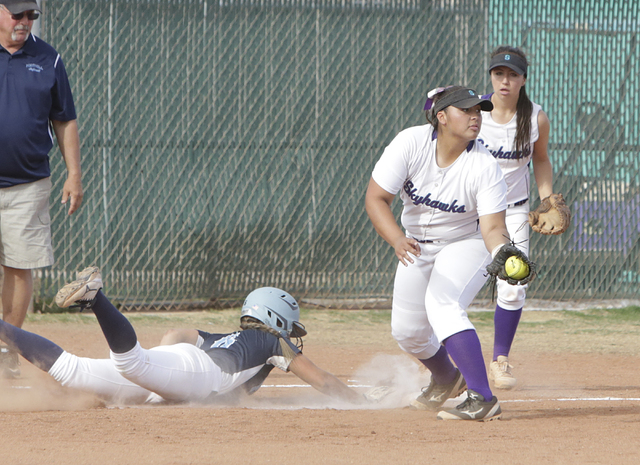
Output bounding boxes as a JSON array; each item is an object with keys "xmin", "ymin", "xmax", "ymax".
[{"xmin": 240, "ymin": 316, "xmax": 304, "ymax": 352}]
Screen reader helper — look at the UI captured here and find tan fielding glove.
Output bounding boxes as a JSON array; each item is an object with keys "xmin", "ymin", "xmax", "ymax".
[{"xmin": 529, "ymin": 193, "xmax": 571, "ymax": 235}]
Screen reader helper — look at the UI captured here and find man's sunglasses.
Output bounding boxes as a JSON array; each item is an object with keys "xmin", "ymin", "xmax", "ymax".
[{"xmin": 10, "ymin": 10, "xmax": 40, "ymax": 21}]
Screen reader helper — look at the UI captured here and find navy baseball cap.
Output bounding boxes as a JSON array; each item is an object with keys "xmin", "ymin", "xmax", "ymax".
[
  {"xmin": 489, "ymin": 52, "xmax": 528, "ymax": 75},
  {"xmin": 431, "ymin": 87, "xmax": 493, "ymax": 114},
  {"xmin": 0, "ymin": 0, "xmax": 41, "ymax": 14}
]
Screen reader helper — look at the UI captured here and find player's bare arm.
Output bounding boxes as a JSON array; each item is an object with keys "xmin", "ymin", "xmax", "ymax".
[
  {"xmin": 478, "ymin": 210, "xmax": 510, "ymax": 253},
  {"xmin": 365, "ymin": 178, "xmax": 420, "ymax": 266},
  {"xmin": 288, "ymin": 353, "xmax": 364, "ymax": 404},
  {"xmin": 52, "ymin": 118, "xmax": 83, "ymax": 215},
  {"xmin": 531, "ymin": 110, "xmax": 554, "ymax": 199}
]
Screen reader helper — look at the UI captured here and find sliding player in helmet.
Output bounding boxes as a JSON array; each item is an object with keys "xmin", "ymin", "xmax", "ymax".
[{"xmin": 0, "ymin": 267, "xmax": 362, "ymax": 405}]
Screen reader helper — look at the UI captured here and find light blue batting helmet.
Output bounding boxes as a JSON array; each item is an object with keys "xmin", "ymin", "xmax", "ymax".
[{"xmin": 241, "ymin": 287, "xmax": 307, "ymax": 338}]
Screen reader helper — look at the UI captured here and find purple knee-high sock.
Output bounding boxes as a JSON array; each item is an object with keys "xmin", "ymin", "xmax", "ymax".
[
  {"xmin": 90, "ymin": 290, "xmax": 138, "ymax": 353},
  {"xmin": 418, "ymin": 345, "xmax": 458, "ymax": 385},
  {"xmin": 443, "ymin": 329, "xmax": 493, "ymax": 400},
  {"xmin": 0, "ymin": 320, "xmax": 63, "ymax": 371},
  {"xmin": 493, "ymin": 305, "xmax": 522, "ymax": 361}
]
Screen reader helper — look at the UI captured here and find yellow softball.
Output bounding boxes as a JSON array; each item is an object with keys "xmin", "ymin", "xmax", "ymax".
[{"xmin": 505, "ymin": 256, "xmax": 529, "ymax": 280}]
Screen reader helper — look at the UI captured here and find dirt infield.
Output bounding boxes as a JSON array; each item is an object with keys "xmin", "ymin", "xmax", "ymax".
[{"xmin": 1, "ymin": 308, "xmax": 639, "ymax": 465}]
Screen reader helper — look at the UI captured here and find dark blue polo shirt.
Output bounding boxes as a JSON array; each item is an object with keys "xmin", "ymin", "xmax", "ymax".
[{"xmin": 0, "ymin": 34, "xmax": 76, "ymax": 188}]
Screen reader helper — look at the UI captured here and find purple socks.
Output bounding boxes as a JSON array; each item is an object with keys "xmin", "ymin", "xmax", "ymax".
[
  {"xmin": 418, "ymin": 345, "xmax": 458, "ymax": 385},
  {"xmin": 419, "ymin": 330, "xmax": 495, "ymax": 400},
  {"xmin": 443, "ymin": 329, "xmax": 493, "ymax": 401},
  {"xmin": 493, "ymin": 305, "xmax": 522, "ymax": 361}
]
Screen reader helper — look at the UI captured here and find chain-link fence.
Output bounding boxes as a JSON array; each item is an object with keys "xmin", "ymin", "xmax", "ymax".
[{"xmin": 33, "ymin": 0, "xmax": 639, "ymax": 310}]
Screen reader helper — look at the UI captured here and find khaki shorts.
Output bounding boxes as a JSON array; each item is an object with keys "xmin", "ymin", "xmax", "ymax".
[{"xmin": 0, "ymin": 178, "xmax": 54, "ymax": 269}]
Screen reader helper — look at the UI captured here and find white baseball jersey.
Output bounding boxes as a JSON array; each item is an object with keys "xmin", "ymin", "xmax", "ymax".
[
  {"xmin": 372, "ymin": 124, "xmax": 507, "ymax": 242},
  {"xmin": 478, "ymin": 100, "xmax": 542, "ymax": 204}
]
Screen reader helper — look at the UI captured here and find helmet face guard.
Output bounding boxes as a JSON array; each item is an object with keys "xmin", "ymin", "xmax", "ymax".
[
  {"xmin": 241, "ymin": 287, "xmax": 307, "ymax": 338},
  {"xmin": 289, "ymin": 321, "xmax": 306, "ymax": 338}
]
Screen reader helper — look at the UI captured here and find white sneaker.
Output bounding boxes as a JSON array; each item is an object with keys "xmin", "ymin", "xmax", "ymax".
[
  {"xmin": 55, "ymin": 266, "xmax": 103, "ymax": 308},
  {"xmin": 489, "ymin": 355, "xmax": 517, "ymax": 390}
]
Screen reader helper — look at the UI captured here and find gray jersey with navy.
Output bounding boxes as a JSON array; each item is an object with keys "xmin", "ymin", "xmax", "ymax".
[{"xmin": 197, "ymin": 329, "xmax": 300, "ymax": 394}]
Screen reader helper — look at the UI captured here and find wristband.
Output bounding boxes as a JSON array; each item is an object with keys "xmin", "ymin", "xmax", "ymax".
[{"xmin": 491, "ymin": 244, "xmax": 505, "ymax": 259}]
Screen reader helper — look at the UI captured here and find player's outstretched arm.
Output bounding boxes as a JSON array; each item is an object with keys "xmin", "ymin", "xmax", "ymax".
[
  {"xmin": 365, "ymin": 178, "xmax": 421, "ymax": 266},
  {"xmin": 288, "ymin": 353, "xmax": 364, "ymax": 404}
]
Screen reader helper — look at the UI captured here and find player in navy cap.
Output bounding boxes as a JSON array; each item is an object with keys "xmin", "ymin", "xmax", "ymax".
[
  {"xmin": 366, "ymin": 85, "xmax": 531, "ymax": 420},
  {"xmin": 478, "ymin": 46, "xmax": 566, "ymax": 390}
]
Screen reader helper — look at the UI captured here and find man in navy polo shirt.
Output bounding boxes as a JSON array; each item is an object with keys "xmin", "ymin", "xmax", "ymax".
[{"xmin": 0, "ymin": 0, "xmax": 83, "ymax": 378}]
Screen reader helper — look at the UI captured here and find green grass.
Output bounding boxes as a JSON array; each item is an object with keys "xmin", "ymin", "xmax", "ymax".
[
  {"xmin": 303, "ymin": 308, "xmax": 391, "ymax": 326},
  {"xmin": 562, "ymin": 306, "xmax": 640, "ymax": 323},
  {"xmin": 26, "ymin": 306, "xmax": 640, "ymax": 327},
  {"xmin": 26, "ymin": 309, "xmax": 242, "ymax": 331},
  {"xmin": 23, "ymin": 306, "xmax": 640, "ymax": 355}
]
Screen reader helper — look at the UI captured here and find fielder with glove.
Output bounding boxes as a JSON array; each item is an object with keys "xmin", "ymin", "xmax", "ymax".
[
  {"xmin": 478, "ymin": 46, "xmax": 571, "ymax": 390},
  {"xmin": 366, "ymin": 85, "xmax": 511, "ymax": 421}
]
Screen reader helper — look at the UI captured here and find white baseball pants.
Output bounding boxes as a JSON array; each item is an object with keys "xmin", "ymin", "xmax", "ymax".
[
  {"xmin": 48, "ymin": 342, "xmax": 223, "ymax": 404},
  {"xmin": 391, "ymin": 233, "xmax": 491, "ymax": 360}
]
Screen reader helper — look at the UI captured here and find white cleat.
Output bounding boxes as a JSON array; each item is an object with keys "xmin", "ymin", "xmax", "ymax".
[
  {"xmin": 489, "ymin": 355, "xmax": 517, "ymax": 390},
  {"xmin": 55, "ymin": 266, "xmax": 103, "ymax": 308}
]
